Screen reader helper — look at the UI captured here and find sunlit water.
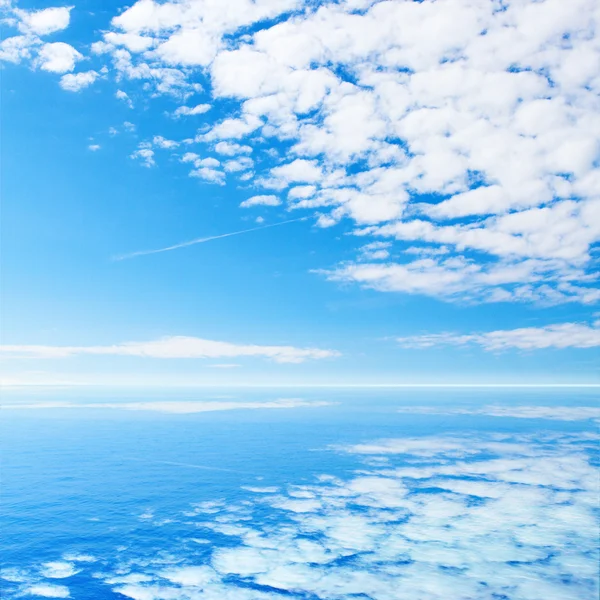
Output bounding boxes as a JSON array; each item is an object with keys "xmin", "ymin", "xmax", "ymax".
[{"xmin": 1, "ymin": 388, "xmax": 599, "ymax": 599}]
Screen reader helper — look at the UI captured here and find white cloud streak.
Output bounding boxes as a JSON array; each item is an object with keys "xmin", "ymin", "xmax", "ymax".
[
  {"xmin": 395, "ymin": 405, "xmax": 600, "ymax": 421},
  {"xmin": 395, "ymin": 319, "xmax": 600, "ymax": 351},
  {"xmin": 240, "ymin": 195, "xmax": 281, "ymax": 208},
  {"xmin": 3, "ymin": 398, "xmax": 333, "ymax": 413},
  {"xmin": 173, "ymin": 103, "xmax": 211, "ymax": 117},
  {"xmin": 0, "ymin": 335, "xmax": 339, "ymax": 363}
]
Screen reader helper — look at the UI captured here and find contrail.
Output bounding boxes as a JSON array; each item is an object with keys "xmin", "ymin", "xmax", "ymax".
[{"xmin": 113, "ymin": 216, "xmax": 309, "ymax": 261}]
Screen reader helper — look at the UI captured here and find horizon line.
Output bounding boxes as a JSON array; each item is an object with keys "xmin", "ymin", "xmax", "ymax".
[{"xmin": 1, "ymin": 383, "xmax": 599, "ymax": 388}]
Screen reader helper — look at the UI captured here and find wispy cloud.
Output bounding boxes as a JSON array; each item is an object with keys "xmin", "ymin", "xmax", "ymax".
[
  {"xmin": 0, "ymin": 335, "xmax": 339, "ymax": 363},
  {"xmin": 396, "ymin": 405, "xmax": 600, "ymax": 421},
  {"xmin": 113, "ymin": 217, "xmax": 308, "ymax": 260},
  {"xmin": 395, "ymin": 319, "xmax": 600, "ymax": 351},
  {"xmin": 3, "ymin": 399, "xmax": 334, "ymax": 413}
]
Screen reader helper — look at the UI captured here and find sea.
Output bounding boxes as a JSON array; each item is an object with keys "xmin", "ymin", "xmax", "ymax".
[{"xmin": 1, "ymin": 387, "xmax": 599, "ymax": 600}]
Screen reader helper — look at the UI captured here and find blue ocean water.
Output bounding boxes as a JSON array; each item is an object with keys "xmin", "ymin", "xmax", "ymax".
[{"xmin": 1, "ymin": 388, "xmax": 599, "ymax": 600}]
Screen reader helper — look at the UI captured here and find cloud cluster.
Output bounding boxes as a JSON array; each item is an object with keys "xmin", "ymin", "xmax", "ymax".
[
  {"xmin": 4, "ymin": 0, "xmax": 600, "ymax": 304},
  {"xmin": 3, "ymin": 429, "xmax": 598, "ymax": 599},
  {"xmin": 0, "ymin": 335, "xmax": 339, "ymax": 363},
  {"xmin": 0, "ymin": 4, "xmax": 100, "ymax": 90},
  {"xmin": 395, "ymin": 318, "xmax": 600, "ymax": 350},
  {"xmin": 89, "ymin": 0, "xmax": 600, "ymax": 304}
]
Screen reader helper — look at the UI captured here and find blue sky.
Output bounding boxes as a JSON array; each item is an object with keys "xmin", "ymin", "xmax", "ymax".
[{"xmin": 1, "ymin": 0, "xmax": 599, "ymax": 385}]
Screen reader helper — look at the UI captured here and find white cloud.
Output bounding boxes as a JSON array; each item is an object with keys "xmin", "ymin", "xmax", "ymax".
[
  {"xmin": 0, "ymin": 35, "xmax": 40, "ymax": 64},
  {"xmin": 130, "ymin": 146, "xmax": 155, "ymax": 167},
  {"xmin": 404, "ymin": 245, "xmax": 450, "ymax": 257},
  {"xmin": 322, "ymin": 255, "xmax": 600, "ymax": 304},
  {"xmin": 16, "ymin": 6, "xmax": 72, "ymax": 35},
  {"xmin": 152, "ymin": 135, "xmax": 179, "ymax": 149},
  {"xmin": 0, "ymin": 335, "xmax": 339, "ymax": 363},
  {"xmin": 240, "ymin": 194, "xmax": 281, "ymax": 208},
  {"xmin": 395, "ymin": 319, "xmax": 600, "ymax": 351},
  {"xmin": 36, "ymin": 42, "xmax": 81, "ymax": 73},
  {"xmin": 270, "ymin": 159, "xmax": 322, "ymax": 184},
  {"xmin": 180, "ymin": 154, "xmax": 221, "ymax": 171},
  {"xmin": 201, "ymin": 114, "xmax": 262, "ymax": 140},
  {"xmin": 8, "ymin": 0, "xmax": 600, "ymax": 304},
  {"xmin": 359, "ymin": 241, "xmax": 392, "ymax": 261},
  {"xmin": 214, "ymin": 141, "xmax": 252, "ymax": 156},
  {"xmin": 116, "ymin": 89, "xmax": 134, "ymax": 107},
  {"xmin": 4, "ymin": 399, "xmax": 333, "ymax": 413},
  {"xmin": 103, "ymin": 31, "xmax": 156, "ymax": 53},
  {"xmin": 194, "ymin": 157, "xmax": 220, "ymax": 168},
  {"xmin": 173, "ymin": 103, "xmax": 211, "ymax": 117},
  {"xmin": 88, "ymin": 144, "xmax": 101, "ymax": 151},
  {"xmin": 190, "ymin": 166, "xmax": 225, "ymax": 184},
  {"xmin": 96, "ymin": 0, "xmax": 302, "ymax": 94},
  {"xmin": 395, "ymin": 405, "xmax": 600, "ymax": 421},
  {"xmin": 60, "ymin": 70, "xmax": 98, "ymax": 92},
  {"xmin": 224, "ymin": 157, "xmax": 253, "ymax": 173}
]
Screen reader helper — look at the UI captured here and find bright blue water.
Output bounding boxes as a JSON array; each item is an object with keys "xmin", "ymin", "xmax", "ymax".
[{"xmin": 1, "ymin": 388, "xmax": 599, "ymax": 599}]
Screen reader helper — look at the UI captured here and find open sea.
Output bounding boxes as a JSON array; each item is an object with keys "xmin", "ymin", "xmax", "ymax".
[{"xmin": 1, "ymin": 387, "xmax": 599, "ymax": 600}]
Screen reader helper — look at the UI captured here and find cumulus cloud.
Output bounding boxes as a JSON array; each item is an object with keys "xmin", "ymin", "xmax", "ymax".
[
  {"xmin": 214, "ymin": 141, "xmax": 252, "ymax": 156},
  {"xmin": 152, "ymin": 135, "xmax": 179, "ymax": 149},
  {"xmin": 115, "ymin": 89, "xmax": 133, "ymax": 107},
  {"xmin": 0, "ymin": 335, "xmax": 339, "ymax": 363},
  {"xmin": 59, "ymin": 70, "xmax": 98, "ymax": 92},
  {"xmin": 4, "ymin": 0, "xmax": 600, "ymax": 304},
  {"xmin": 0, "ymin": 34, "xmax": 40, "ymax": 64},
  {"xmin": 269, "ymin": 159, "xmax": 323, "ymax": 184},
  {"xmin": 130, "ymin": 145, "xmax": 155, "ymax": 167},
  {"xmin": 68, "ymin": 0, "xmax": 600, "ymax": 304},
  {"xmin": 172, "ymin": 103, "xmax": 211, "ymax": 117},
  {"xmin": 395, "ymin": 319, "xmax": 600, "ymax": 350},
  {"xmin": 35, "ymin": 42, "xmax": 81, "ymax": 73},
  {"xmin": 16, "ymin": 6, "xmax": 72, "ymax": 35},
  {"xmin": 240, "ymin": 194, "xmax": 281, "ymax": 208},
  {"xmin": 0, "ymin": 5, "xmax": 75, "ymax": 75},
  {"xmin": 190, "ymin": 166, "xmax": 225, "ymax": 184}
]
